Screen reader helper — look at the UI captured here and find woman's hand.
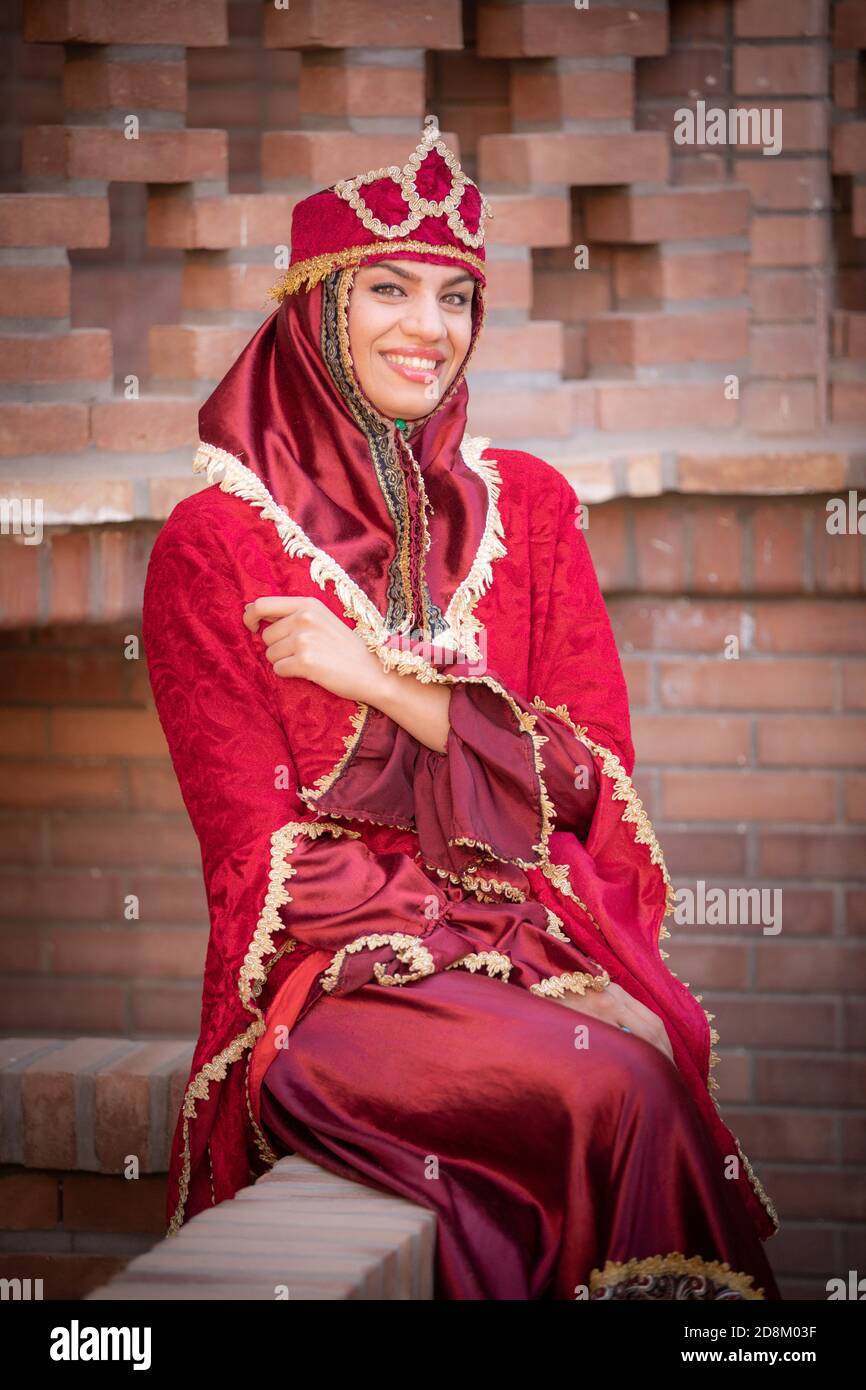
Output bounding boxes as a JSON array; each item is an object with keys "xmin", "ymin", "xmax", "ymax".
[
  {"xmin": 554, "ymin": 981, "xmax": 677, "ymax": 1068},
  {"xmin": 244, "ymin": 595, "xmax": 387, "ymax": 705}
]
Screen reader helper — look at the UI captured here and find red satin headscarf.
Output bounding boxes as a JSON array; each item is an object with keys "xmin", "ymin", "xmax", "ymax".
[{"xmin": 196, "ymin": 125, "xmax": 496, "ymax": 652}]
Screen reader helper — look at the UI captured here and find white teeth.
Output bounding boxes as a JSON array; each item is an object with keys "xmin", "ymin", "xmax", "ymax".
[{"xmin": 384, "ymin": 353, "xmax": 440, "ymax": 370}]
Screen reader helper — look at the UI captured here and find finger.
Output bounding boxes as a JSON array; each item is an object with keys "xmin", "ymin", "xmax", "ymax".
[
  {"xmin": 243, "ymin": 596, "xmax": 310, "ymax": 632},
  {"xmin": 258, "ymin": 615, "xmax": 298, "ymax": 647},
  {"xmin": 263, "ymin": 636, "xmax": 297, "ymax": 666}
]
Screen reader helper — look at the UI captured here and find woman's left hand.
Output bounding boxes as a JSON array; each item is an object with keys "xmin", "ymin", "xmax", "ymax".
[{"xmin": 243, "ymin": 595, "xmax": 386, "ymax": 705}]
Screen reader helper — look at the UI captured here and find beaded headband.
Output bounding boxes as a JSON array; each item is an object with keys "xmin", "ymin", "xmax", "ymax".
[{"xmin": 269, "ymin": 116, "xmax": 493, "ymax": 302}]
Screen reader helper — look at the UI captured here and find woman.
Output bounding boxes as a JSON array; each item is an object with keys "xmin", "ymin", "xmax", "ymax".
[{"xmin": 142, "ymin": 121, "xmax": 782, "ymax": 1300}]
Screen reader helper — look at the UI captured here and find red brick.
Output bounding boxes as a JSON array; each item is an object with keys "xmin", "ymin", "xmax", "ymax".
[
  {"xmin": 670, "ymin": 0, "xmax": 727, "ymax": 42},
  {"xmin": 662, "ymin": 770, "xmax": 835, "ymax": 821},
  {"xmin": 586, "ymin": 310, "xmax": 748, "ymax": 367},
  {"xmin": 0, "ymin": 541, "xmax": 41, "ymax": 628},
  {"xmin": 264, "ymin": 130, "xmax": 466, "ymax": 185},
  {"xmin": 691, "ymin": 505, "xmax": 745, "ymax": 593},
  {"xmin": 833, "ymin": 59, "xmax": 863, "ymax": 112},
  {"xmin": 813, "ymin": 514, "xmax": 864, "ymax": 594},
  {"xmin": 845, "ymin": 775, "xmax": 866, "ymax": 822},
  {"xmin": 63, "ymin": 55, "xmax": 187, "ymax": 113},
  {"xmin": 0, "ymin": 758, "xmax": 124, "ymax": 811},
  {"xmin": 635, "ymin": 714, "xmax": 750, "ymax": 764},
  {"xmin": 469, "ymin": 387, "xmax": 573, "ymax": 440},
  {"xmin": 734, "ymin": 157, "xmax": 829, "ymax": 212},
  {"xmin": 751, "ymin": 501, "xmax": 807, "ymax": 590},
  {"xmin": 534, "ymin": 267, "xmax": 612, "ymax": 319},
  {"xmin": 733, "ymin": 100, "xmax": 827, "ymax": 153},
  {"xmin": 481, "ymin": 131, "xmax": 672, "ymax": 189},
  {"xmin": 612, "ymin": 597, "xmax": 747, "ymax": 654},
  {"xmin": 586, "ymin": 186, "xmax": 750, "ymax": 243},
  {"xmin": 182, "ymin": 260, "xmax": 276, "ymax": 314},
  {"xmin": 659, "ymin": 658, "xmax": 834, "ymax": 709},
  {"xmin": 148, "ymin": 324, "xmax": 251, "ymax": 382},
  {"xmin": 0, "ymin": 263, "xmax": 69, "ymax": 318},
  {"xmin": 735, "ymin": 0, "xmax": 827, "ymax": 36},
  {"xmin": 742, "ymin": 381, "xmax": 817, "ymax": 433},
  {"xmin": 0, "ymin": 1172, "xmax": 58, "ymax": 1231},
  {"xmin": 62, "ymin": 1173, "xmax": 166, "ymax": 1233},
  {"xmin": 300, "ymin": 61, "xmax": 424, "ymax": 119},
  {"xmin": 832, "ymin": 124, "xmax": 866, "ymax": 177},
  {"xmin": 90, "ymin": 398, "xmax": 197, "ymax": 453},
  {"xmin": 266, "ymin": 0, "xmax": 462, "ymax": 49},
  {"xmin": 147, "ymin": 190, "xmax": 294, "ymax": 249},
  {"xmin": 631, "ymin": 501, "xmax": 686, "ymax": 591},
  {"xmin": 750, "ymin": 323, "xmax": 819, "ymax": 377},
  {"xmin": 749, "ymin": 269, "xmax": 819, "ymax": 320},
  {"xmin": 477, "ymin": 4, "xmax": 667, "ymax": 57},
  {"xmin": 752, "ymin": 601, "xmax": 866, "ymax": 654},
  {"xmin": 843, "ymin": 663, "xmax": 866, "ymax": 710},
  {"xmin": 637, "ymin": 48, "xmax": 725, "ymax": 99},
  {"xmin": 614, "ymin": 248, "xmax": 747, "ymax": 303},
  {"xmin": 511, "ymin": 67, "xmax": 634, "ymax": 124},
  {"xmin": 0, "ymin": 193, "xmax": 109, "ymax": 248},
  {"xmin": 833, "ymin": 0, "xmax": 866, "ymax": 47},
  {"xmin": 23, "ymin": 126, "xmax": 227, "ymax": 183},
  {"xmin": 471, "ymin": 322, "xmax": 563, "ymax": 373},
  {"xmin": 750, "ymin": 214, "xmax": 828, "ymax": 267},
  {"xmin": 758, "ymin": 716, "xmax": 866, "ymax": 767},
  {"xmin": 0, "ymin": 403, "xmax": 88, "ymax": 456},
  {"xmin": 47, "ymin": 530, "xmax": 91, "ymax": 623},
  {"xmin": 48, "ymin": 925, "xmax": 206, "ymax": 978},
  {"xmin": 734, "ymin": 45, "xmax": 828, "ymax": 97},
  {"xmin": 0, "ymin": 331, "xmax": 111, "ymax": 385},
  {"xmin": 486, "ymin": 194, "xmax": 570, "ymax": 249},
  {"xmin": 23, "ymin": 0, "xmax": 227, "ymax": 45},
  {"xmin": 595, "ymin": 382, "xmax": 738, "ymax": 431},
  {"xmin": 831, "ymin": 382, "xmax": 866, "ymax": 425}
]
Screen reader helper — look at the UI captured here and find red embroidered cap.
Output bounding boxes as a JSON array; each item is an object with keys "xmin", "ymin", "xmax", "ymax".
[{"xmin": 269, "ymin": 116, "xmax": 493, "ymax": 300}]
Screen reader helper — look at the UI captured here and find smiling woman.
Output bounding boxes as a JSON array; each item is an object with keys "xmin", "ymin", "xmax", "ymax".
[
  {"xmin": 142, "ymin": 120, "xmax": 782, "ymax": 1301},
  {"xmin": 347, "ymin": 258, "xmax": 475, "ymax": 416}
]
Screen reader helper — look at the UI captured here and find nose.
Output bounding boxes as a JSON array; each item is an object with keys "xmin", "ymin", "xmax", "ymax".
[{"xmin": 400, "ymin": 288, "xmax": 448, "ymax": 344}]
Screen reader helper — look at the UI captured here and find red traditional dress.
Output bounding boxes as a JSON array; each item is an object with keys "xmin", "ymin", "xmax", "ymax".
[{"xmin": 142, "ymin": 122, "xmax": 782, "ymax": 1300}]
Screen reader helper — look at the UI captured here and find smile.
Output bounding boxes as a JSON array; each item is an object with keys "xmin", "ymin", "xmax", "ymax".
[{"xmin": 381, "ymin": 352, "xmax": 445, "ymax": 382}]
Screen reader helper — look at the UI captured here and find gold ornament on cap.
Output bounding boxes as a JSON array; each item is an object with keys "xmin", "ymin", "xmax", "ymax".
[{"xmin": 332, "ymin": 114, "xmax": 493, "ymax": 250}]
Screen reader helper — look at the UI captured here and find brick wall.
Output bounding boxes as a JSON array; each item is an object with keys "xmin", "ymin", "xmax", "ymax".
[{"xmin": 0, "ymin": 0, "xmax": 864, "ymax": 1300}]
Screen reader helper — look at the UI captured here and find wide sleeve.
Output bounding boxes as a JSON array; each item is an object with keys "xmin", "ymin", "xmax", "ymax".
[
  {"xmin": 143, "ymin": 498, "xmax": 453, "ymax": 1230},
  {"xmin": 308, "ymin": 475, "xmax": 623, "ymax": 881}
]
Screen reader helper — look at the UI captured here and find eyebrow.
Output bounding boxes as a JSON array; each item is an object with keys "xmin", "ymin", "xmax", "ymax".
[{"xmin": 362, "ymin": 260, "xmax": 475, "ymax": 288}]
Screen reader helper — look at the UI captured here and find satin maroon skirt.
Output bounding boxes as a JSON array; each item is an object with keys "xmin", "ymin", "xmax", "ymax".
[{"xmin": 260, "ymin": 968, "xmax": 782, "ymax": 1301}]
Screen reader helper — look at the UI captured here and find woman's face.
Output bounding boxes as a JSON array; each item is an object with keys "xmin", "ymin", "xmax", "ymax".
[{"xmin": 346, "ymin": 258, "xmax": 476, "ymax": 421}]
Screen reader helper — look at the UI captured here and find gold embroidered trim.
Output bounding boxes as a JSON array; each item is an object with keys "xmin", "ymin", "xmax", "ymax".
[
  {"xmin": 332, "ymin": 123, "xmax": 493, "ymax": 250},
  {"xmin": 192, "ymin": 431, "xmax": 504, "ymax": 669},
  {"xmin": 320, "ymin": 932, "xmax": 437, "ymax": 992},
  {"xmin": 166, "ymin": 817, "xmax": 359, "ymax": 1236},
  {"xmin": 422, "ymin": 860, "xmax": 527, "ymax": 903},
  {"xmin": 527, "ymin": 698, "xmax": 780, "ymax": 1236},
  {"xmin": 446, "ymin": 950, "xmax": 512, "ymax": 981},
  {"xmin": 268, "ymin": 240, "xmax": 486, "ymax": 302},
  {"xmin": 245, "ymin": 1048, "xmax": 278, "ymax": 1169},
  {"xmin": 589, "ymin": 1252, "xmax": 766, "ymax": 1300},
  {"xmin": 544, "ymin": 908, "xmax": 571, "ymax": 941},
  {"xmin": 530, "ymin": 968, "xmax": 611, "ymax": 1000}
]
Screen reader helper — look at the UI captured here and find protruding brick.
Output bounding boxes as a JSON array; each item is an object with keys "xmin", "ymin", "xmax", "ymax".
[
  {"xmin": 477, "ymin": 3, "xmax": 667, "ymax": 58},
  {"xmin": 0, "ymin": 331, "xmax": 112, "ymax": 385},
  {"xmin": 23, "ymin": 0, "xmax": 228, "ymax": 46},
  {"xmin": 0, "ymin": 263, "xmax": 70, "ymax": 318},
  {"xmin": 0, "ymin": 403, "xmax": 88, "ymax": 456},
  {"xmin": 587, "ymin": 310, "xmax": 748, "ymax": 367},
  {"xmin": 479, "ymin": 131, "xmax": 669, "ymax": 188},
  {"xmin": 23, "ymin": 126, "xmax": 227, "ymax": 183},
  {"xmin": 149, "ymin": 324, "xmax": 251, "ymax": 382},
  {"xmin": 147, "ymin": 190, "xmax": 294, "ymax": 250},
  {"xmin": 90, "ymin": 398, "xmax": 198, "ymax": 453},
  {"xmin": 265, "ymin": 0, "xmax": 462, "ymax": 49},
  {"xmin": 0, "ymin": 194, "xmax": 109, "ymax": 248},
  {"xmin": 63, "ymin": 54, "xmax": 187, "ymax": 114},
  {"xmin": 585, "ymin": 187, "xmax": 749, "ymax": 242}
]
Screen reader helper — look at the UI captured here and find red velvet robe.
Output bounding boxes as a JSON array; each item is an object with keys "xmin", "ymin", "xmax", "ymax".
[{"xmin": 142, "ymin": 436, "xmax": 781, "ymax": 1299}]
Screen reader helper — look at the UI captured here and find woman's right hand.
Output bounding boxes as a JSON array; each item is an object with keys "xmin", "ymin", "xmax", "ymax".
[{"xmin": 553, "ymin": 981, "xmax": 677, "ymax": 1069}]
